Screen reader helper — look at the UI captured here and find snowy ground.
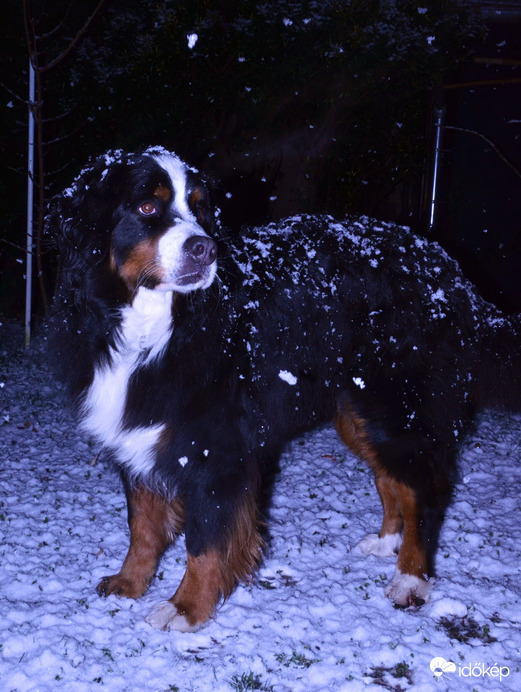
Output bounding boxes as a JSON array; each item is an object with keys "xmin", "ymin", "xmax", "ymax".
[{"xmin": 1, "ymin": 322, "xmax": 520, "ymax": 692}]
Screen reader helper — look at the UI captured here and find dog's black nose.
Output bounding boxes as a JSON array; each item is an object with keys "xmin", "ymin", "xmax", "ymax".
[{"xmin": 183, "ymin": 235, "xmax": 217, "ymax": 266}]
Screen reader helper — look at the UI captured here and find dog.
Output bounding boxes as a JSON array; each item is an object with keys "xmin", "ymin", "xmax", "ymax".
[{"xmin": 47, "ymin": 146, "xmax": 521, "ymax": 632}]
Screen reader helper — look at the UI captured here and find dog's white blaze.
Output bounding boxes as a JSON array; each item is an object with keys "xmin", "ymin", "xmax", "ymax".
[
  {"xmin": 81, "ymin": 287, "xmax": 173, "ymax": 476},
  {"xmin": 152, "ymin": 153, "xmax": 192, "ymax": 219},
  {"xmin": 151, "ymin": 152, "xmax": 217, "ymax": 291}
]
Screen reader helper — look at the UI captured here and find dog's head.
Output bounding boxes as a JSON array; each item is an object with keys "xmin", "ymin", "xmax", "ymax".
[{"xmin": 47, "ymin": 147, "xmax": 217, "ymax": 294}]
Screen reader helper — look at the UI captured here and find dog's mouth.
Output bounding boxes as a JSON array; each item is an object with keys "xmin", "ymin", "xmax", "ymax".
[
  {"xmin": 177, "ymin": 271, "xmax": 206, "ymax": 285},
  {"xmin": 155, "ymin": 263, "xmax": 217, "ymax": 293}
]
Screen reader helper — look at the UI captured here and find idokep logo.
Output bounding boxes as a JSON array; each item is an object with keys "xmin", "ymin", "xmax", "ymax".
[
  {"xmin": 430, "ymin": 656, "xmax": 510, "ymax": 682},
  {"xmin": 430, "ymin": 657, "xmax": 456, "ymax": 677}
]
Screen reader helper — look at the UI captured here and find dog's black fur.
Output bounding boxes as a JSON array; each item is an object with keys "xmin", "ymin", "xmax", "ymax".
[{"xmin": 47, "ymin": 148, "xmax": 521, "ymax": 631}]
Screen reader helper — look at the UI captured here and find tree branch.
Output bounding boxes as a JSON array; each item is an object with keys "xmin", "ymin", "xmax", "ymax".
[
  {"xmin": 1, "ymin": 237, "xmax": 34, "ymax": 255},
  {"xmin": 444, "ymin": 125, "xmax": 521, "ymax": 181},
  {"xmin": 38, "ymin": 0, "xmax": 108, "ymax": 73},
  {"xmin": 0, "ymin": 81, "xmax": 27, "ymax": 105}
]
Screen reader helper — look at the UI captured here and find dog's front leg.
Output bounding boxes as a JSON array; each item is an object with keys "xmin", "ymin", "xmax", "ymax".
[
  {"xmin": 145, "ymin": 551, "xmax": 223, "ymax": 632},
  {"xmin": 146, "ymin": 485, "xmax": 264, "ymax": 632},
  {"xmin": 97, "ymin": 483, "xmax": 183, "ymax": 599}
]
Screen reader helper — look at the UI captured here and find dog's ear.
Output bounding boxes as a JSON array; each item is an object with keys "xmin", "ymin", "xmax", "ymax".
[{"xmin": 45, "ymin": 151, "xmax": 129, "ymax": 273}]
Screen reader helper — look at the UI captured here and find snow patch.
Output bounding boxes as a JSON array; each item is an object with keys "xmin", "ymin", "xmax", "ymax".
[
  {"xmin": 429, "ymin": 598, "xmax": 468, "ymax": 619},
  {"xmin": 431, "ymin": 288, "xmax": 447, "ymax": 302},
  {"xmin": 278, "ymin": 370, "xmax": 298, "ymax": 385},
  {"xmin": 187, "ymin": 33, "xmax": 198, "ymax": 49}
]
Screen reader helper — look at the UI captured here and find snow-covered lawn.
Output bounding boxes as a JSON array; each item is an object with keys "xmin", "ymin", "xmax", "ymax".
[{"xmin": 1, "ymin": 323, "xmax": 520, "ymax": 691}]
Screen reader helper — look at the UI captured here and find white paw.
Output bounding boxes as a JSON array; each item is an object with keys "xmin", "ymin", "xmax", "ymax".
[
  {"xmin": 357, "ymin": 532, "xmax": 402, "ymax": 557},
  {"xmin": 385, "ymin": 569, "xmax": 431, "ymax": 607},
  {"xmin": 145, "ymin": 601, "xmax": 202, "ymax": 632}
]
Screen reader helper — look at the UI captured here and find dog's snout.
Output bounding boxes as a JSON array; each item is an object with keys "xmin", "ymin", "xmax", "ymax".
[{"xmin": 184, "ymin": 235, "xmax": 217, "ymax": 267}]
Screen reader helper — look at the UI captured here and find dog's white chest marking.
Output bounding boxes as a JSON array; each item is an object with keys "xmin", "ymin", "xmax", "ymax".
[{"xmin": 81, "ymin": 288, "xmax": 173, "ymax": 476}]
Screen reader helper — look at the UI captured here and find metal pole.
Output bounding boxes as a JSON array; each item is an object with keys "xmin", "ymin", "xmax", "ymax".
[
  {"xmin": 25, "ymin": 60, "xmax": 35, "ymax": 348},
  {"xmin": 428, "ymin": 102, "xmax": 446, "ymax": 232}
]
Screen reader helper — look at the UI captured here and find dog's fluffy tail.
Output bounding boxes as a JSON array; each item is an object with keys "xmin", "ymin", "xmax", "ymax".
[{"xmin": 477, "ymin": 309, "xmax": 521, "ymax": 413}]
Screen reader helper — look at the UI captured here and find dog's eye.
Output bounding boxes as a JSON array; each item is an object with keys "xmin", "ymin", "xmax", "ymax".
[{"xmin": 138, "ymin": 202, "xmax": 158, "ymax": 216}]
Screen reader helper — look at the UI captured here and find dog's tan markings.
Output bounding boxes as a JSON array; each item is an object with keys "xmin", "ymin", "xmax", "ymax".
[
  {"xmin": 221, "ymin": 487, "xmax": 265, "ymax": 596},
  {"xmin": 188, "ymin": 187, "xmax": 208, "ymax": 222},
  {"xmin": 109, "ymin": 248, "xmax": 117, "ymax": 273},
  {"xmin": 334, "ymin": 405, "xmax": 379, "ymax": 467},
  {"xmin": 188, "ymin": 187, "xmax": 205, "ymax": 207},
  {"xmin": 153, "ymin": 184, "xmax": 171, "ymax": 202},
  {"xmin": 373, "ymin": 470, "xmax": 403, "ymax": 537},
  {"xmin": 169, "ymin": 551, "xmax": 223, "ymax": 629},
  {"xmin": 118, "ymin": 239, "xmax": 159, "ymax": 289},
  {"xmin": 96, "ymin": 486, "xmax": 184, "ymax": 599},
  {"xmin": 391, "ymin": 482, "xmax": 426, "ymax": 577}
]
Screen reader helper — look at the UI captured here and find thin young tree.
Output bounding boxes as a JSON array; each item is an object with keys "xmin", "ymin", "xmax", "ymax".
[{"xmin": 22, "ymin": 0, "xmax": 106, "ymax": 344}]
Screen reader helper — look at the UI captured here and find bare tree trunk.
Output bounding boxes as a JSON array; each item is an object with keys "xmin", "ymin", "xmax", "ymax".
[
  {"xmin": 34, "ymin": 64, "xmax": 49, "ymax": 316},
  {"xmin": 25, "ymin": 61, "xmax": 35, "ymax": 348}
]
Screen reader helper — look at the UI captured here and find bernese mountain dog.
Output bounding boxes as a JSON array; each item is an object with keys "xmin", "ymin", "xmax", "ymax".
[{"xmin": 47, "ymin": 146, "xmax": 521, "ymax": 632}]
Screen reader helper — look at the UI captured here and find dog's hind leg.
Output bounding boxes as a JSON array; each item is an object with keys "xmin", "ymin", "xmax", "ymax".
[
  {"xmin": 146, "ymin": 488, "xmax": 264, "ymax": 632},
  {"xmin": 335, "ymin": 408, "xmax": 402, "ymax": 556},
  {"xmin": 382, "ymin": 480, "xmax": 430, "ymax": 607},
  {"xmin": 97, "ymin": 484, "xmax": 183, "ymax": 599},
  {"xmin": 335, "ymin": 406, "xmax": 430, "ymax": 606}
]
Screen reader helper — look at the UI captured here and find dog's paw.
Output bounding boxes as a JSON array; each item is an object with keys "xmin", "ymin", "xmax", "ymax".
[
  {"xmin": 145, "ymin": 601, "xmax": 205, "ymax": 632},
  {"xmin": 385, "ymin": 569, "xmax": 430, "ymax": 607},
  {"xmin": 96, "ymin": 574, "xmax": 147, "ymax": 599},
  {"xmin": 357, "ymin": 532, "xmax": 402, "ymax": 557}
]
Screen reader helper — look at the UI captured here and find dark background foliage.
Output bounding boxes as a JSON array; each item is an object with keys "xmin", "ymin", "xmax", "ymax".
[{"xmin": 2, "ymin": 0, "xmax": 518, "ymax": 320}]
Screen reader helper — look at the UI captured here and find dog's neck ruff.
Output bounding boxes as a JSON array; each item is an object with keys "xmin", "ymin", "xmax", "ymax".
[{"xmin": 80, "ymin": 287, "xmax": 174, "ymax": 477}]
